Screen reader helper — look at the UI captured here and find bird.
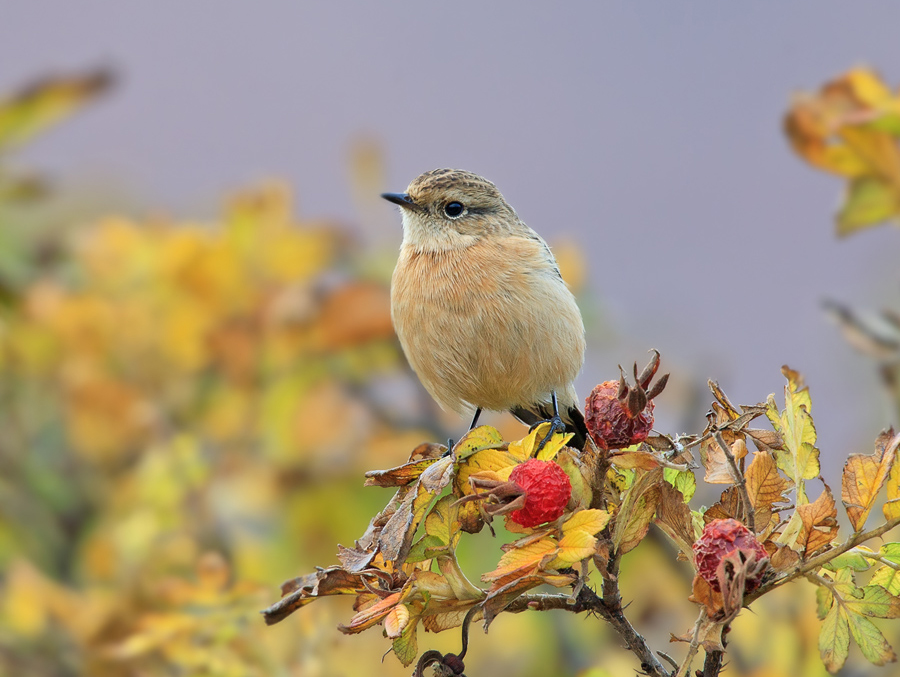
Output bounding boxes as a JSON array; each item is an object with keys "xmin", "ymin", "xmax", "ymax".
[{"xmin": 382, "ymin": 168, "xmax": 588, "ymax": 448}]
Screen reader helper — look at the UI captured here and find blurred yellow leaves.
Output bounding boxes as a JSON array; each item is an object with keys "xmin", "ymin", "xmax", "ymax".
[
  {"xmin": 0, "ymin": 161, "xmax": 404, "ymax": 673},
  {"xmin": 786, "ymin": 67, "xmax": 900, "ymax": 235},
  {"xmin": 2, "ymin": 182, "xmax": 401, "ymax": 464}
]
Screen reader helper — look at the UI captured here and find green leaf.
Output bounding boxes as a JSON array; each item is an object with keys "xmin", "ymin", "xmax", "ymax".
[
  {"xmin": 870, "ymin": 567, "xmax": 900, "ymax": 596},
  {"xmin": 823, "ymin": 548, "xmax": 872, "ymax": 572},
  {"xmin": 424, "ymin": 494, "xmax": 457, "ymax": 547},
  {"xmin": 664, "ymin": 467, "xmax": 696, "ymax": 502},
  {"xmin": 453, "ymin": 425, "xmax": 505, "ymax": 461},
  {"xmin": 405, "ymin": 534, "xmax": 446, "ymax": 563},
  {"xmin": 846, "ymin": 611, "xmax": 896, "ymax": 666},
  {"xmin": 837, "ymin": 176, "xmax": 899, "ymax": 237},
  {"xmin": 844, "ymin": 585, "xmax": 900, "ymax": 619},
  {"xmin": 819, "ymin": 603, "xmax": 850, "ymax": 673},
  {"xmin": 390, "ymin": 608, "xmax": 419, "ymax": 667},
  {"xmin": 881, "ymin": 543, "xmax": 900, "ymax": 565},
  {"xmin": 816, "ymin": 585, "xmax": 834, "ymax": 620}
]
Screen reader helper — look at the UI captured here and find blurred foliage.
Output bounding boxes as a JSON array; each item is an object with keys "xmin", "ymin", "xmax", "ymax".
[
  {"xmin": 786, "ymin": 67, "xmax": 900, "ymax": 236},
  {"xmin": 0, "ymin": 67, "xmax": 898, "ymax": 677}
]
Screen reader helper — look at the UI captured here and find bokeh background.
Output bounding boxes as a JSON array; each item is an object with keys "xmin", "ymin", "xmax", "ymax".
[{"xmin": 2, "ymin": 2, "xmax": 900, "ymax": 676}]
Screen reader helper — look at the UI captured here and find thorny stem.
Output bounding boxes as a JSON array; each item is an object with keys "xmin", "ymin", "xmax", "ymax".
[
  {"xmin": 713, "ymin": 431, "xmax": 755, "ymax": 533},
  {"xmin": 701, "ymin": 648, "xmax": 725, "ymax": 677},
  {"xmin": 747, "ymin": 514, "xmax": 900, "ymax": 603},
  {"xmin": 506, "ymin": 583, "xmax": 672, "ymax": 677}
]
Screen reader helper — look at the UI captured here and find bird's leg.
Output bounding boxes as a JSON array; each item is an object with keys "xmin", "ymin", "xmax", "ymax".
[
  {"xmin": 468, "ymin": 408, "xmax": 482, "ymax": 430},
  {"xmin": 533, "ymin": 391, "xmax": 566, "ymax": 452},
  {"xmin": 443, "ymin": 409, "xmax": 482, "ymax": 457}
]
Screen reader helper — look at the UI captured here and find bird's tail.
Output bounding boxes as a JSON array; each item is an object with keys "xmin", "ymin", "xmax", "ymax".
[{"xmin": 510, "ymin": 402, "xmax": 588, "ymax": 450}]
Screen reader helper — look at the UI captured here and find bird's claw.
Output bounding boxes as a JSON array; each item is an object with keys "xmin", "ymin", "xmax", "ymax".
[{"xmin": 532, "ymin": 416, "xmax": 566, "ymax": 453}]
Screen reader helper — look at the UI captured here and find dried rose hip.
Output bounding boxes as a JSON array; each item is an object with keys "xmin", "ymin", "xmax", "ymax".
[
  {"xmin": 585, "ymin": 350, "xmax": 668, "ymax": 450},
  {"xmin": 693, "ymin": 518, "xmax": 768, "ymax": 593}
]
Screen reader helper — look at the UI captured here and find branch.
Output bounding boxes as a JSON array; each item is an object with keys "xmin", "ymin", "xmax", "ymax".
[
  {"xmin": 701, "ymin": 648, "xmax": 724, "ymax": 677},
  {"xmin": 675, "ymin": 611, "xmax": 705, "ymax": 677},
  {"xmin": 714, "ymin": 431, "xmax": 754, "ymax": 532},
  {"xmin": 748, "ymin": 514, "xmax": 900, "ymax": 602},
  {"xmin": 505, "ymin": 584, "xmax": 672, "ymax": 677}
]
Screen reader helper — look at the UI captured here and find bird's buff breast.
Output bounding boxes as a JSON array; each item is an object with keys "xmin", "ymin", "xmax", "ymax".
[{"xmin": 390, "ymin": 239, "xmax": 584, "ymax": 415}]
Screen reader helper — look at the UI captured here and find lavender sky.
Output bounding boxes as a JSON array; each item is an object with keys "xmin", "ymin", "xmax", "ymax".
[{"xmin": 4, "ymin": 1, "xmax": 900, "ymax": 463}]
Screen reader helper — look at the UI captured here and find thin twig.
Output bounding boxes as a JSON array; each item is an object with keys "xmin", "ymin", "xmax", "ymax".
[
  {"xmin": 747, "ymin": 515, "xmax": 900, "ymax": 603},
  {"xmin": 714, "ymin": 431, "xmax": 755, "ymax": 532},
  {"xmin": 675, "ymin": 610, "xmax": 707, "ymax": 677},
  {"xmin": 505, "ymin": 586, "xmax": 672, "ymax": 677},
  {"xmin": 863, "ymin": 551, "xmax": 900, "ymax": 571}
]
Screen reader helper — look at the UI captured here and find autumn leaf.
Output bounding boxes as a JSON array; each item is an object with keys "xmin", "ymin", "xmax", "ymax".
[
  {"xmin": 391, "ymin": 606, "xmax": 420, "ymax": 667},
  {"xmin": 766, "ymin": 366, "xmax": 820, "ymax": 504},
  {"xmin": 453, "ymin": 425, "xmax": 506, "ymax": 461},
  {"xmin": 664, "ymin": 467, "xmax": 696, "ymax": 503},
  {"xmin": 879, "ymin": 431, "xmax": 900, "ymax": 520},
  {"xmin": 842, "ymin": 429, "xmax": 900, "ymax": 531},
  {"xmin": 548, "ymin": 530, "xmax": 597, "ymax": 568},
  {"xmin": 612, "ymin": 468, "xmax": 663, "ymax": 555},
  {"xmin": 795, "ymin": 484, "xmax": 839, "ymax": 556},
  {"xmin": 263, "ymin": 566, "xmax": 367, "ymax": 625},
  {"xmin": 785, "ymin": 68, "xmax": 900, "ymax": 236},
  {"xmin": 609, "ymin": 448, "xmax": 662, "ymax": 471},
  {"xmin": 482, "ymin": 538, "xmax": 558, "ymax": 583},
  {"xmin": 745, "ymin": 452, "xmax": 792, "ymax": 512},
  {"xmin": 561, "ymin": 509, "xmax": 611, "ymax": 536},
  {"xmin": 655, "ymin": 480, "xmax": 697, "ymax": 561},
  {"xmin": 507, "ymin": 422, "xmax": 571, "ymax": 462},
  {"xmin": 819, "ymin": 602, "xmax": 850, "ymax": 673},
  {"xmin": 700, "ymin": 435, "xmax": 748, "ymax": 484},
  {"xmin": 364, "ymin": 457, "xmax": 442, "ymax": 487},
  {"xmin": 378, "ymin": 456, "xmax": 455, "ymax": 564},
  {"xmin": 0, "ymin": 69, "xmax": 113, "ymax": 151},
  {"xmin": 817, "ymin": 569, "xmax": 900, "ymax": 669}
]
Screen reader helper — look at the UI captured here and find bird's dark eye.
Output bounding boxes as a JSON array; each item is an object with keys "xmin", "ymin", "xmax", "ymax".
[{"xmin": 444, "ymin": 201, "xmax": 465, "ymax": 218}]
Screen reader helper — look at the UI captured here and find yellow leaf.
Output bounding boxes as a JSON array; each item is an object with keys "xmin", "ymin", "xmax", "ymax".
[
  {"xmin": 0, "ymin": 69, "xmax": 112, "ymax": 150},
  {"xmin": 562, "ymin": 509, "xmax": 611, "ymax": 536},
  {"xmin": 842, "ymin": 430, "xmax": 899, "ymax": 531},
  {"xmin": 767, "ymin": 366, "xmax": 820, "ymax": 504},
  {"xmin": 548, "ymin": 530, "xmax": 597, "ymax": 567},
  {"xmin": 455, "ymin": 449, "xmax": 517, "ymax": 495},
  {"xmin": 482, "ymin": 538, "xmax": 558, "ymax": 582},
  {"xmin": 453, "ymin": 425, "xmax": 505, "ymax": 460}
]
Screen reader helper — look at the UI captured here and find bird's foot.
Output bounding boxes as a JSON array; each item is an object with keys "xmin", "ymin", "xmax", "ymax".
[
  {"xmin": 442, "ymin": 438, "xmax": 454, "ymax": 457},
  {"xmin": 530, "ymin": 416, "xmax": 566, "ymax": 454}
]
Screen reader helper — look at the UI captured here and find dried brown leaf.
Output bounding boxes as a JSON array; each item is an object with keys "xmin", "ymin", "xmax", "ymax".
[
  {"xmin": 655, "ymin": 480, "xmax": 697, "ymax": 560},
  {"xmin": 612, "ymin": 467, "xmax": 663, "ymax": 554},
  {"xmin": 745, "ymin": 452, "xmax": 792, "ymax": 512},
  {"xmin": 796, "ymin": 484, "xmax": 839, "ymax": 557}
]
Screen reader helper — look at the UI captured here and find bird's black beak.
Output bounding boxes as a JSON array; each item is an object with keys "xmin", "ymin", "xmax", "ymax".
[{"xmin": 381, "ymin": 192, "xmax": 421, "ymax": 211}]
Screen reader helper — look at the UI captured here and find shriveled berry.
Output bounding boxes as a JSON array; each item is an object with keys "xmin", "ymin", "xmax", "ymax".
[
  {"xmin": 508, "ymin": 459, "xmax": 571, "ymax": 528},
  {"xmin": 693, "ymin": 518, "xmax": 768, "ymax": 593},
  {"xmin": 584, "ymin": 350, "xmax": 668, "ymax": 450}
]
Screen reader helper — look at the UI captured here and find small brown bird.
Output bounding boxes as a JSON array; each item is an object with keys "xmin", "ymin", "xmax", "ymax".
[{"xmin": 383, "ymin": 169, "xmax": 588, "ymax": 447}]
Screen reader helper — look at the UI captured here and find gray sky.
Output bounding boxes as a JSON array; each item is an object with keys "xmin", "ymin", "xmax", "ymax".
[{"xmin": 4, "ymin": 1, "xmax": 900, "ymax": 461}]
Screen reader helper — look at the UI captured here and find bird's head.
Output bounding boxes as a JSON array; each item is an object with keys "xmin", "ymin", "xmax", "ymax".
[{"xmin": 382, "ymin": 169, "xmax": 519, "ymax": 251}]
